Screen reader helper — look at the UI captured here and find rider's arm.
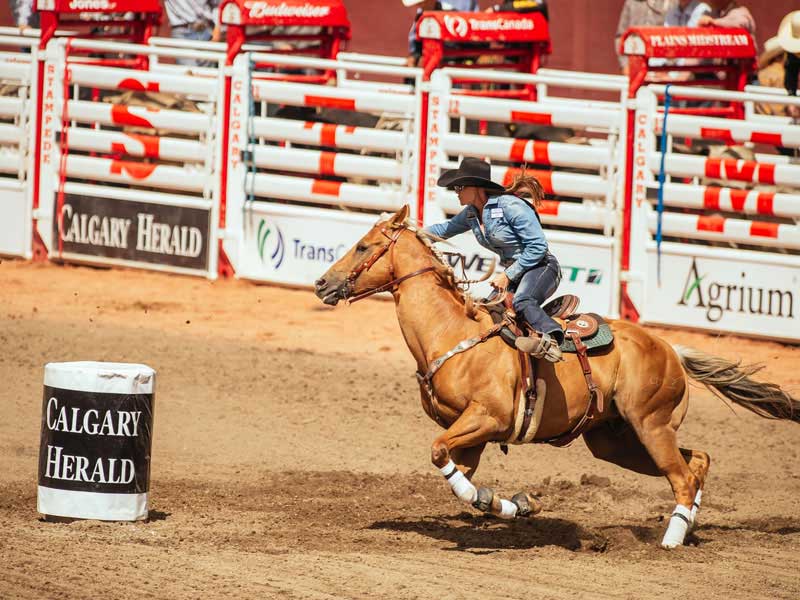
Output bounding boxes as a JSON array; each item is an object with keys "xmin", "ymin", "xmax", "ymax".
[
  {"xmin": 423, "ymin": 207, "xmax": 471, "ymax": 240},
  {"xmin": 502, "ymin": 197, "xmax": 548, "ymax": 283}
]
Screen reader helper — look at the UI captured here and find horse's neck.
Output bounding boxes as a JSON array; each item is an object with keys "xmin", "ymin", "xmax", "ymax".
[{"xmin": 392, "ymin": 235, "xmax": 479, "ymax": 370}]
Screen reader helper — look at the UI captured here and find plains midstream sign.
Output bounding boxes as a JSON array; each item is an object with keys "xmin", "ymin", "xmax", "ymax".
[
  {"xmin": 642, "ymin": 246, "xmax": 799, "ymax": 341},
  {"xmin": 54, "ymin": 194, "xmax": 210, "ymax": 272}
]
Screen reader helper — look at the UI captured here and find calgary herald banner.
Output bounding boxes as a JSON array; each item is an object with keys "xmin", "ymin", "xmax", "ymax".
[{"xmin": 54, "ymin": 194, "xmax": 210, "ymax": 271}]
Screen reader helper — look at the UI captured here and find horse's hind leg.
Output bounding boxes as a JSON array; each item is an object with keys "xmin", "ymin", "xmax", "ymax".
[{"xmin": 583, "ymin": 420, "xmax": 711, "ymax": 547}]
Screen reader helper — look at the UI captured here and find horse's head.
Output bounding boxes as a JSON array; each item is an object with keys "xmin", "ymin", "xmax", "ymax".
[{"xmin": 314, "ymin": 205, "xmax": 409, "ymax": 306}]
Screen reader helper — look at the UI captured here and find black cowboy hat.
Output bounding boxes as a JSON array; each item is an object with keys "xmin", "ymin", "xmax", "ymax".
[{"xmin": 437, "ymin": 157, "xmax": 505, "ymax": 194}]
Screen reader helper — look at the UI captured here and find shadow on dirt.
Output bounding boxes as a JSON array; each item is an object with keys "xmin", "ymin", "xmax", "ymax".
[{"xmin": 368, "ymin": 512, "xmax": 610, "ymax": 553}]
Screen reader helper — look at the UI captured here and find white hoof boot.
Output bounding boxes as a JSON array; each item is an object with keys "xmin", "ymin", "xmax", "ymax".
[
  {"xmin": 689, "ymin": 489, "xmax": 702, "ymax": 531},
  {"xmin": 661, "ymin": 504, "xmax": 693, "ymax": 549}
]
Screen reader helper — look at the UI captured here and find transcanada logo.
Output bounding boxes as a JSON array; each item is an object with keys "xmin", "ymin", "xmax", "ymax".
[
  {"xmin": 678, "ymin": 258, "xmax": 794, "ymax": 322},
  {"xmin": 69, "ymin": 0, "xmax": 113, "ymax": 9},
  {"xmin": 256, "ymin": 219, "xmax": 285, "ymax": 269},
  {"xmin": 246, "ymin": 2, "xmax": 331, "ymax": 19},
  {"xmin": 469, "ymin": 18, "xmax": 534, "ymax": 32}
]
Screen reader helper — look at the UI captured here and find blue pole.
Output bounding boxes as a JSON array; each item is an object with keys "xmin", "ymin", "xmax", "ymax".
[{"xmin": 656, "ymin": 84, "xmax": 673, "ymax": 286}]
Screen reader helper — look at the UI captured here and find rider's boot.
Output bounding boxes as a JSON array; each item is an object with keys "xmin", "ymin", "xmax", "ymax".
[{"xmin": 515, "ymin": 331, "xmax": 563, "ymax": 363}]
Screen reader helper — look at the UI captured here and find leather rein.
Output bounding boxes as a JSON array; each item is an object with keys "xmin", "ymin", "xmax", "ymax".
[{"xmin": 345, "ymin": 225, "xmax": 436, "ymax": 303}]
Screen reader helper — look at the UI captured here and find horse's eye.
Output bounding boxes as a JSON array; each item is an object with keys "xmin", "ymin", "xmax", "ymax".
[{"xmin": 356, "ymin": 244, "xmax": 368, "ymax": 253}]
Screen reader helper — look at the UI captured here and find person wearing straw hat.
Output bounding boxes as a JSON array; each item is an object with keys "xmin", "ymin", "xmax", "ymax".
[
  {"xmin": 423, "ymin": 157, "xmax": 564, "ymax": 363},
  {"xmin": 775, "ymin": 11, "xmax": 800, "ymax": 119},
  {"xmin": 404, "ymin": 0, "xmax": 480, "ymax": 67}
]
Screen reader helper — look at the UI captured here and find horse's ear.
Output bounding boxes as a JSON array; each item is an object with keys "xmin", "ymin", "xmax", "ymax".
[{"xmin": 389, "ymin": 205, "xmax": 409, "ymax": 226}]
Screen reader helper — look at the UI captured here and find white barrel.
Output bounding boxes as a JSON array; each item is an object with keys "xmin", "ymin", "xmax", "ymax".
[{"xmin": 38, "ymin": 362, "xmax": 156, "ymax": 521}]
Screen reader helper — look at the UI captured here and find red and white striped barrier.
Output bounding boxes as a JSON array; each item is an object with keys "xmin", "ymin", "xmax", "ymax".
[
  {"xmin": 651, "ymin": 154, "xmax": 800, "ymax": 188},
  {"xmin": 34, "ymin": 38, "xmax": 223, "ymax": 278},
  {"xmin": 423, "ymin": 68, "xmax": 627, "ymax": 315},
  {"xmin": 221, "ymin": 51, "xmax": 424, "ymax": 286},
  {"xmin": 649, "ymin": 182, "xmax": 800, "ymax": 220},
  {"xmin": 625, "ymin": 86, "xmax": 800, "ymax": 342},
  {"xmin": 660, "ymin": 114, "xmax": 800, "ymax": 149}
]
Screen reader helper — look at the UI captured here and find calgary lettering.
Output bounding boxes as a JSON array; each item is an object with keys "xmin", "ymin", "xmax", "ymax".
[
  {"xmin": 46, "ymin": 396, "xmax": 142, "ymax": 437},
  {"xmin": 44, "ymin": 445, "xmax": 135, "ymax": 485},
  {"xmin": 136, "ymin": 214, "xmax": 203, "ymax": 258},
  {"xmin": 679, "ymin": 259, "xmax": 795, "ymax": 322},
  {"xmin": 61, "ymin": 204, "xmax": 131, "ymax": 249},
  {"xmin": 247, "ymin": 2, "xmax": 331, "ymax": 19}
]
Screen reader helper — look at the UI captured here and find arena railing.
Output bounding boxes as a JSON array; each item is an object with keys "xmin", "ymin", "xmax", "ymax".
[
  {"xmin": 0, "ymin": 33, "xmax": 37, "ymax": 259},
  {"xmin": 423, "ymin": 67, "xmax": 628, "ymax": 314},
  {"xmin": 626, "ymin": 84, "xmax": 800, "ymax": 341},
  {"xmin": 33, "ymin": 38, "xmax": 226, "ymax": 278},
  {"xmin": 220, "ymin": 50, "xmax": 424, "ymax": 286}
]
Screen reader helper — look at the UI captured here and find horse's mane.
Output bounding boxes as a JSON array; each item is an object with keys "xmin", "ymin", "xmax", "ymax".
[{"xmin": 385, "ymin": 217, "xmax": 485, "ymax": 321}]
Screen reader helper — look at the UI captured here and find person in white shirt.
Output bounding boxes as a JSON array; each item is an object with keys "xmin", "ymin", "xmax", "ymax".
[{"xmin": 664, "ymin": 0, "xmax": 711, "ymax": 27}]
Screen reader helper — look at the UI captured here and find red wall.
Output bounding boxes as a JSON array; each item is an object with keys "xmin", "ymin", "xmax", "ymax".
[{"xmin": 1, "ymin": 1, "xmax": 795, "ymax": 75}]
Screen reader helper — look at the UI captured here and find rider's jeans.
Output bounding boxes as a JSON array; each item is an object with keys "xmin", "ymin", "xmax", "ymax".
[{"xmin": 511, "ymin": 253, "xmax": 564, "ymax": 345}]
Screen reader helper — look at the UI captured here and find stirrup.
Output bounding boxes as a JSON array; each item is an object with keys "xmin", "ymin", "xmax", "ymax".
[{"xmin": 514, "ymin": 332, "xmax": 563, "ymax": 363}]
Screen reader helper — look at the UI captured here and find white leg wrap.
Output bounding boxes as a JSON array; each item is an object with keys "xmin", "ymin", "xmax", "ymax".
[
  {"xmin": 690, "ymin": 489, "xmax": 702, "ymax": 524},
  {"xmin": 497, "ymin": 498, "xmax": 518, "ymax": 520},
  {"xmin": 439, "ymin": 460, "xmax": 476, "ymax": 504},
  {"xmin": 661, "ymin": 504, "xmax": 693, "ymax": 549}
]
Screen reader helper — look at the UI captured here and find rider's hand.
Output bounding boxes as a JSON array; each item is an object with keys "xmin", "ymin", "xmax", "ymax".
[{"xmin": 490, "ymin": 272, "xmax": 510, "ymax": 291}]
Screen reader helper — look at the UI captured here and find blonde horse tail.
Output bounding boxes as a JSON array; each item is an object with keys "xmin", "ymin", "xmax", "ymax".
[{"xmin": 672, "ymin": 345, "xmax": 800, "ymax": 423}]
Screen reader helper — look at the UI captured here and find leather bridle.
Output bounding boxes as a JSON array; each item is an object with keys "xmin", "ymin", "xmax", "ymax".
[{"xmin": 344, "ymin": 225, "xmax": 436, "ymax": 303}]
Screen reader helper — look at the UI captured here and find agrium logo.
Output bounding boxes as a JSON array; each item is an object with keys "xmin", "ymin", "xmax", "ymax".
[
  {"xmin": 678, "ymin": 258, "xmax": 794, "ymax": 322},
  {"xmin": 256, "ymin": 219, "xmax": 285, "ymax": 269},
  {"xmin": 443, "ymin": 15, "xmax": 469, "ymax": 38}
]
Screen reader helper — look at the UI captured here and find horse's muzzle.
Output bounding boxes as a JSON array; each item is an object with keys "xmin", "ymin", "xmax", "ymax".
[{"xmin": 314, "ymin": 277, "xmax": 347, "ymax": 306}]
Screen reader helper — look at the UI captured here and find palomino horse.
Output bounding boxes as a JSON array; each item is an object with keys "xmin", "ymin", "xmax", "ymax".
[{"xmin": 314, "ymin": 206, "xmax": 799, "ymax": 549}]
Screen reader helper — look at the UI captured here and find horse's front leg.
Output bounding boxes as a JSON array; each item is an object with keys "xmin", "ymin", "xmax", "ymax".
[{"xmin": 432, "ymin": 402, "xmax": 539, "ymax": 519}]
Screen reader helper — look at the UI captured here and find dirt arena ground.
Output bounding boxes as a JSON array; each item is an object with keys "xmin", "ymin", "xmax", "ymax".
[{"xmin": 1, "ymin": 259, "xmax": 798, "ymax": 599}]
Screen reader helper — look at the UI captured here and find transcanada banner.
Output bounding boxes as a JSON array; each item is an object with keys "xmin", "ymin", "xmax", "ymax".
[{"xmin": 55, "ymin": 194, "xmax": 210, "ymax": 271}]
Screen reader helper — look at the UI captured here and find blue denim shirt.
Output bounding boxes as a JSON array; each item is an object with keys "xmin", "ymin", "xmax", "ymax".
[{"xmin": 425, "ymin": 194, "xmax": 548, "ymax": 283}]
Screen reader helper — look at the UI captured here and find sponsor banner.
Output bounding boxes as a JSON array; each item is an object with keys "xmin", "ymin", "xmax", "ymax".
[
  {"xmin": 622, "ymin": 26, "xmax": 755, "ymax": 59},
  {"xmin": 435, "ymin": 232, "xmax": 615, "ymax": 316},
  {"xmin": 54, "ymin": 193, "xmax": 210, "ymax": 272},
  {"xmin": 239, "ymin": 208, "xmax": 373, "ymax": 286},
  {"xmin": 418, "ymin": 11, "xmax": 548, "ymax": 43},
  {"xmin": 39, "ymin": 386, "xmax": 153, "ymax": 495},
  {"xmin": 643, "ymin": 248, "xmax": 799, "ymax": 340}
]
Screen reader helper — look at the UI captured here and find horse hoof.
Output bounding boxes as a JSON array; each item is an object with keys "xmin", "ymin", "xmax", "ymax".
[
  {"xmin": 511, "ymin": 492, "xmax": 542, "ymax": 518},
  {"xmin": 473, "ymin": 487, "xmax": 494, "ymax": 513}
]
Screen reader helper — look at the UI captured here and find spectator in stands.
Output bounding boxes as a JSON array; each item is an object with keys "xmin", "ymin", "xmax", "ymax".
[
  {"xmin": 11, "ymin": 0, "xmax": 38, "ymax": 31},
  {"xmin": 615, "ymin": 0, "xmax": 678, "ymax": 74},
  {"xmin": 664, "ymin": 0, "xmax": 711, "ymax": 27},
  {"xmin": 775, "ymin": 11, "xmax": 800, "ymax": 119},
  {"xmin": 755, "ymin": 37, "xmax": 790, "ymax": 118},
  {"xmin": 404, "ymin": 0, "xmax": 480, "ymax": 67},
  {"xmin": 697, "ymin": 0, "xmax": 755, "ymax": 36},
  {"xmin": 164, "ymin": 0, "xmax": 221, "ymax": 66}
]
